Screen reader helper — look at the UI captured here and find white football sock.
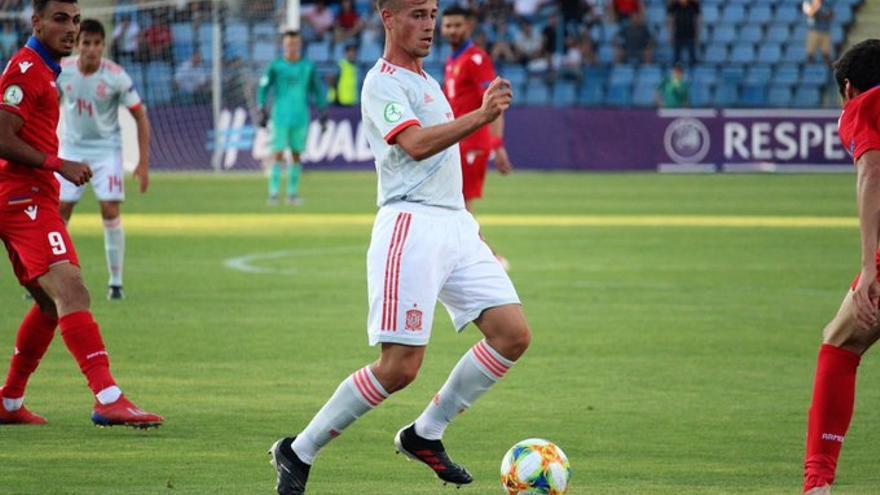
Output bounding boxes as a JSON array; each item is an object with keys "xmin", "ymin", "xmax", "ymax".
[
  {"xmin": 103, "ymin": 217, "xmax": 125, "ymax": 287},
  {"xmin": 96, "ymin": 385, "xmax": 122, "ymax": 405},
  {"xmin": 414, "ymin": 339, "xmax": 515, "ymax": 440},
  {"xmin": 2, "ymin": 396, "xmax": 23, "ymax": 412},
  {"xmin": 292, "ymin": 366, "xmax": 389, "ymax": 464}
]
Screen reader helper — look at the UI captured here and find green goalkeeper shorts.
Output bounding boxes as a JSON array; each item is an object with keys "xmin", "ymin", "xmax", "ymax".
[{"xmin": 271, "ymin": 124, "xmax": 309, "ymax": 154}]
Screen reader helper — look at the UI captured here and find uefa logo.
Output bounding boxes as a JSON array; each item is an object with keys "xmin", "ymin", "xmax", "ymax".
[{"xmin": 663, "ymin": 118, "xmax": 711, "ymax": 164}]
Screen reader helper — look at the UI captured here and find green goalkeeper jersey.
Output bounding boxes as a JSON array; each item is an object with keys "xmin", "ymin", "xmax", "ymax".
[{"xmin": 257, "ymin": 58, "xmax": 326, "ymax": 128}]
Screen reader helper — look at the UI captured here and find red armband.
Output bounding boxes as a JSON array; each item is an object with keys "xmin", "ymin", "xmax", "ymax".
[
  {"xmin": 42, "ymin": 155, "xmax": 62, "ymax": 171},
  {"xmin": 489, "ymin": 136, "xmax": 503, "ymax": 151}
]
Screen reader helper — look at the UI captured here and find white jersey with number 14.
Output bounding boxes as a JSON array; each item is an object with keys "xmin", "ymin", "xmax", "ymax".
[{"xmin": 57, "ymin": 56, "xmax": 142, "ymax": 161}]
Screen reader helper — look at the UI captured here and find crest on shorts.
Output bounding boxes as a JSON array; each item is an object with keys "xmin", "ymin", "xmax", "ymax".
[{"xmin": 405, "ymin": 305, "xmax": 423, "ymax": 332}]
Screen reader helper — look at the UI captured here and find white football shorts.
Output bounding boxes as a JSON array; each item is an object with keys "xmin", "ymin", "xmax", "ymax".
[
  {"xmin": 366, "ymin": 201, "xmax": 521, "ymax": 347},
  {"xmin": 56, "ymin": 149, "xmax": 125, "ymax": 203}
]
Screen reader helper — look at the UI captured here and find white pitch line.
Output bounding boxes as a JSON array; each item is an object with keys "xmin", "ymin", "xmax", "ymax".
[{"xmin": 224, "ymin": 246, "xmax": 363, "ymax": 276}]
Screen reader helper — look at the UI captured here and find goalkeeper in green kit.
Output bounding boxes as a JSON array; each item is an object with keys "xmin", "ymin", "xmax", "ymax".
[{"xmin": 257, "ymin": 30, "xmax": 327, "ymax": 205}]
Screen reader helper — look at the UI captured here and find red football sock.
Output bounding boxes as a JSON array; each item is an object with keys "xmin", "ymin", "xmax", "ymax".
[
  {"xmin": 58, "ymin": 311, "xmax": 116, "ymax": 395},
  {"xmin": 803, "ymin": 344, "xmax": 861, "ymax": 492},
  {"xmin": 2, "ymin": 305, "xmax": 58, "ymax": 399}
]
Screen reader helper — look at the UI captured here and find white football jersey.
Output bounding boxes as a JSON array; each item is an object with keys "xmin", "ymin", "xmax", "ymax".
[
  {"xmin": 57, "ymin": 56, "xmax": 141, "ymax": 159},
  {"xmin": 361, "ymin": 59, "xmax": 464, "ymax": 210}
]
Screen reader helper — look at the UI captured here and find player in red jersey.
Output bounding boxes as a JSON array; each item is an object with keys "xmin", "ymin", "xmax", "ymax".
[
  {"xmin": 802, "ymin": 39, "xmax": 880, "ymax": 495},
  {"xmin": 0, "ymin": 0, "xmax": 162, "ymax": 428},
  {"xmin": 441, "ymin": 6, "xmax": 513, "ymax": 266}
]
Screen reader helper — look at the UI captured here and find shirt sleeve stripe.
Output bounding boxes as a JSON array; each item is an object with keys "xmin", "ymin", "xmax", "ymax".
[{"xmin": 384, "ymin": 119, "xmax": 420, "ymax": 144}]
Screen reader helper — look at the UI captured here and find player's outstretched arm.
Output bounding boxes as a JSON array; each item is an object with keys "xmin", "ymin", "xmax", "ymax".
[
  {"xmin": 0, "ymin": 110, "xmax": 92, "ymax": 185},
  {"xmin": 852, "ymin": 149, "xmax": 880, "ymax": 329},
  {"xmin": 396, "ymin": 77, "xmax": 512, "ymax": 162},
  {"xmin": 130, "ymin": 105, "xmax": 151, "ymax": 193}
]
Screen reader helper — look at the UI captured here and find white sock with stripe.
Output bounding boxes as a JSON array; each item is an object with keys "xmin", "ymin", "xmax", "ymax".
[
  {"xmin": 292, "ymin": 365, "xmax": 389, "ymax": 464},
  {"xmin": 414, "ymin": 339, "xmax": 515, "ymax": 440},
  {"xmin": 103, "ymin": 217, "xmax": 124, "ymax": 287}
]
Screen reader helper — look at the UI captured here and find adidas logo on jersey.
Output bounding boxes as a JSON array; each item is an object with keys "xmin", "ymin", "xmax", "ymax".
[
  {"xmin": 24, "ymin": 205, "xmax": 37, "ymax": 221},
  {"xmin": 18, "ymin": 61, "xmax": 33, "ymax": 73}
]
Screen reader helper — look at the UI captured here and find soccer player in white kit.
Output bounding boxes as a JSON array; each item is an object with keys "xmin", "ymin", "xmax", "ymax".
[
  {"xmin": 268, "ymin": 0, "xmax": 529, "ymax": 492},
  {"xmin": 56, "ymin": 19, "xmax": 150, "ymax": 300}
]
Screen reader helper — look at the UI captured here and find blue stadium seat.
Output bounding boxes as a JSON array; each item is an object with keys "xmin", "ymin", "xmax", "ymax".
[
  {"xmin": 782, "ymin": 44, "xmax": 806, "ymax": 63},
  {"xmin": 702, "ymin": 4, "xmax": 720, "ymax": 23},
  {"xmin": 126, "ymin": 63, "xmax": 145, "ymax": 92},
  {"xmin": 833, "ymin": 4, "xmax": 853, "ymax": 25},
  {"xmin": 712, "ymin": 25, "xmax": 736, "ymax": 44},
  {"xmin": 582, "ymin": 66, "xmax": 610, "ymax": 86},
  {"xmin": 306, "ymin": 41, "xmax": 330, "ymax": 62},
  {"xmin": 740, "ymin": 83, "xmax": 767, "ymax": 106},
  {"xmin": 721, "ymin": 5, "xmax": 746, "ymax": 24},
  {"xmin": 831, "ymin": 24, "xmax": 845, "ymax": 45},
  {"xmin": 597, "ymin": 44, "xmax": 616, "ymax": 65},
  {"xmin": 637, "ymin": 65, "xmax": 663, "ymax": 86},
  {"xmin": 773, "ymin": 65, "xmax": 800, "ymax": 85},
  {"xmin": 748, "ymin": 5, "xmax": 773, "ymax": 24},
  {"xmin": 739, "ymin": 25, "xmax": 763, "ymax": 43},
  {"xmin": 720, "ymin": 66, "xmax": 746, "ymax": 83},
  {"xmin": 357, "ymin": 42, "xmax": 382, "ymax": 63},
  {"xmin": 632, "ymin": 82, "xmax": 657, "ymax": 107},
  {"xmin": 802, "ymin": 64, "xmax": 830, "ymax": 86},
  {"xmin": 225, "ymin": 23, "xmax": 249, "ymax": 59},
  {"xmin": 767, "ymin": 86, "xmax": 793, "ymax": 107},
  {"xmin": 606, "ymin": 82, "xmax": 633, "ymax": 106},
  {"xmin": 578, "ymin": 79, "xmax": 605, "ymax": 106},
  {"xmin": 744, "ymin": 66, "xmax": 772, "ymax": 84},
  {"xmin": 793, "ymin": 87, "xmax": 821, "ymax": 108},
  {"xmin": 757, "ymin": 43, "xmax": 782, "ymax": 64},
  {"xmin": 609, "ymin": 65, "xmax": 636, "ymax": 86},
  {"xmin": 501, "ymin": 66, "xmax": 528, "ymax": 89},
  {"xmin": 730, "ymin": 43, "xmax": 755, "ymax": 64},
  {"xmin": 690, "ymin": 66, "xmax": 718, "ymax": 85},
  {"xmin": 704, "ymin": 44, "xmax": 728, "ymax": 65},
  {"xmin": 172, "ymin": 42, "xmax": 194, "ymax": 64},
  {"xmin": 524, "ymin": 82, "xmax": 550, "ymax": 105},
  {"xmin": 252, "ymin": 22, "xmax": 277, "ymax": 41},
  {"xmin": 689, "ymin": 82, "xmax": 713, "ymax": 107},
  {"xmin": 792, "ymin": 25, "xmax": 807, "ymax": 43},
  {"xmin": 714, "ymin": 82, "xmax": 739, "ymax": 107},
  {"xmin": 646, "ymin": 5, "xmax": 666, "ymax": 24},
  {"xmin": 775, "ymin": 5, "xmax": 800, "ymax": 24},
  {"xmin": 144, "ymin": 63, "xmax": 173, "ymax": 106},
  {"xmin": 553, "ymin": 82, "xmax": 578, "ymax": 107},
  {"xmin": 253, "ymin": 41, "xmax": 277, "ymax": 63},
  {"xmin": 766, "ymin": 24, "xmax": 790, "ymax": 43},
  {"xmin": 600, "ymin": 23, "xmax": 619, "ymax": 44}
]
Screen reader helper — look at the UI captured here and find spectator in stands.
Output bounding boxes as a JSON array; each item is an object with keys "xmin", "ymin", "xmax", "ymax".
[
  {"xmin": 667, "ymin": 0, "xmax": 699, "ymax": 66},
  {"xmin": 174, "ymin": 51, "xmax": 211, "ymax": 103},
  {"xmin": 615, "ymin": 10, "xmax": 653, "ymax": 64},
  {"xmin": 803, "ymin": 0, "xmax": 834, "ymax": 66},
  {"xmin": 490, "ymin": 19, "xmax": 518, "ymax": 64},
  {"xmin": 514, "ymin": 0, "xmax": 547, "ymax": 22},
  {"xmin": 222, "ymin": 57, "xmax": 249, "ymax": 109},
  {"xmin": 513, "ymin": 18, "xmax": 544, "ymax": 65},
  {"xmin": 555, "ymin": 35, "xmax": 591, "ymax": 82},
  {"xmin": 302, "ymin": 0, "xmax": 335, "ymax": 42},
  {"xmin": 111, "ymin": 13, "xmax": 140, "ymax": 63},
  {"xmin": 483, "ymin": 0, "xmax": 511, "ymax": 24},
  {"xmin": 327, "ymin": 44, "xmax": 359, "ymax": 106},
  {"xmin": 609, "ymin": 0, "xmax": 643, "ymax": 23},
  {"xmin": 558, "ymin": 0, "xmax": 600, "ymax": 36},
  {"xmin": 656, "ymin": 64, "xmax": 689, "ymax": 107},
  {"xmin": 140, "ymin": 10, "xmax": 172, "ymax": 62},
  {"xmin": 334, "ymin": 0, "xmax": 362, "ymax": 45},
  {"xmin": 542, "ymin": 14, "xmax": 561, "ymax": 58}
]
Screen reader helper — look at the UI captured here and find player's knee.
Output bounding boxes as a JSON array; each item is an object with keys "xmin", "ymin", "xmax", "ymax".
[
  {"xmin": 53, "ymin": 272, "xmax": 91, "ymax": 311},
  {"xmin": 505, "ymin": 323, "xmax": 531, "ymax": 361},
  {"xmin": 823, "ymin": 321, "xmax": 878, "ymax": 355},
  {"xmin": 100, "ymin": 204, "xmax": 120, "ymax": 220}
]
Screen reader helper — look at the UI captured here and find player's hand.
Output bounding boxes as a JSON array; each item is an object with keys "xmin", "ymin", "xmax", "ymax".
[
  {"xmin": 493, "ymin": 146, "xmax": 513, "ymax": 175},
  {"xmin": 480, "ymin": 77, "xmax": 513, "ymax": 123},
  {"xmin": 258, "ymin": 108, "xmax": 269, "ymax": 128},
  {"xmin": 852, "ymin": 265, "xmax": 880, "ymax": 330},
  {"xmin": 59, "ymin": 160, "xmax": 92, "ymax": 186},
  {"xmin": 133, "ymin": 160, "xmax": 149, "ymax": 194}
]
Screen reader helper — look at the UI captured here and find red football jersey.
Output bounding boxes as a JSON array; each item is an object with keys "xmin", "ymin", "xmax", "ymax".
[
  {"xmin": 838, "ymin": 85, "xmax": 880, "ymax": 162},
  {"xmin": 0, "ymin": 37, "xmax": 62, "ymax": 204},
  {"xmin": 444, "ymin": 41, "xmax": 495, "ymax": 148}
]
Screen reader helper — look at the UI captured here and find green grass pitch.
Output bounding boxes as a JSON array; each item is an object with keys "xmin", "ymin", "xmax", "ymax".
[{"xmin": 1, "ymin": 171, "xmax": 878, "ymax": 494}]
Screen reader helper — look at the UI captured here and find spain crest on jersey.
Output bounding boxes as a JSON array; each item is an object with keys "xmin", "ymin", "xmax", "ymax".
[{"xmin": 405, "ymin": 306, "xmax": 423, "ymax": 332}]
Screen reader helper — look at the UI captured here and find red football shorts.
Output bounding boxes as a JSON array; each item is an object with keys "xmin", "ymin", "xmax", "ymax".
[
  {"xmin": 460, "ymin": 143, "xmax": 490, "ymax": 202},
  {"xmin": 0, "ymin": 196, "xmax": 79, "ymax": 287}
]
